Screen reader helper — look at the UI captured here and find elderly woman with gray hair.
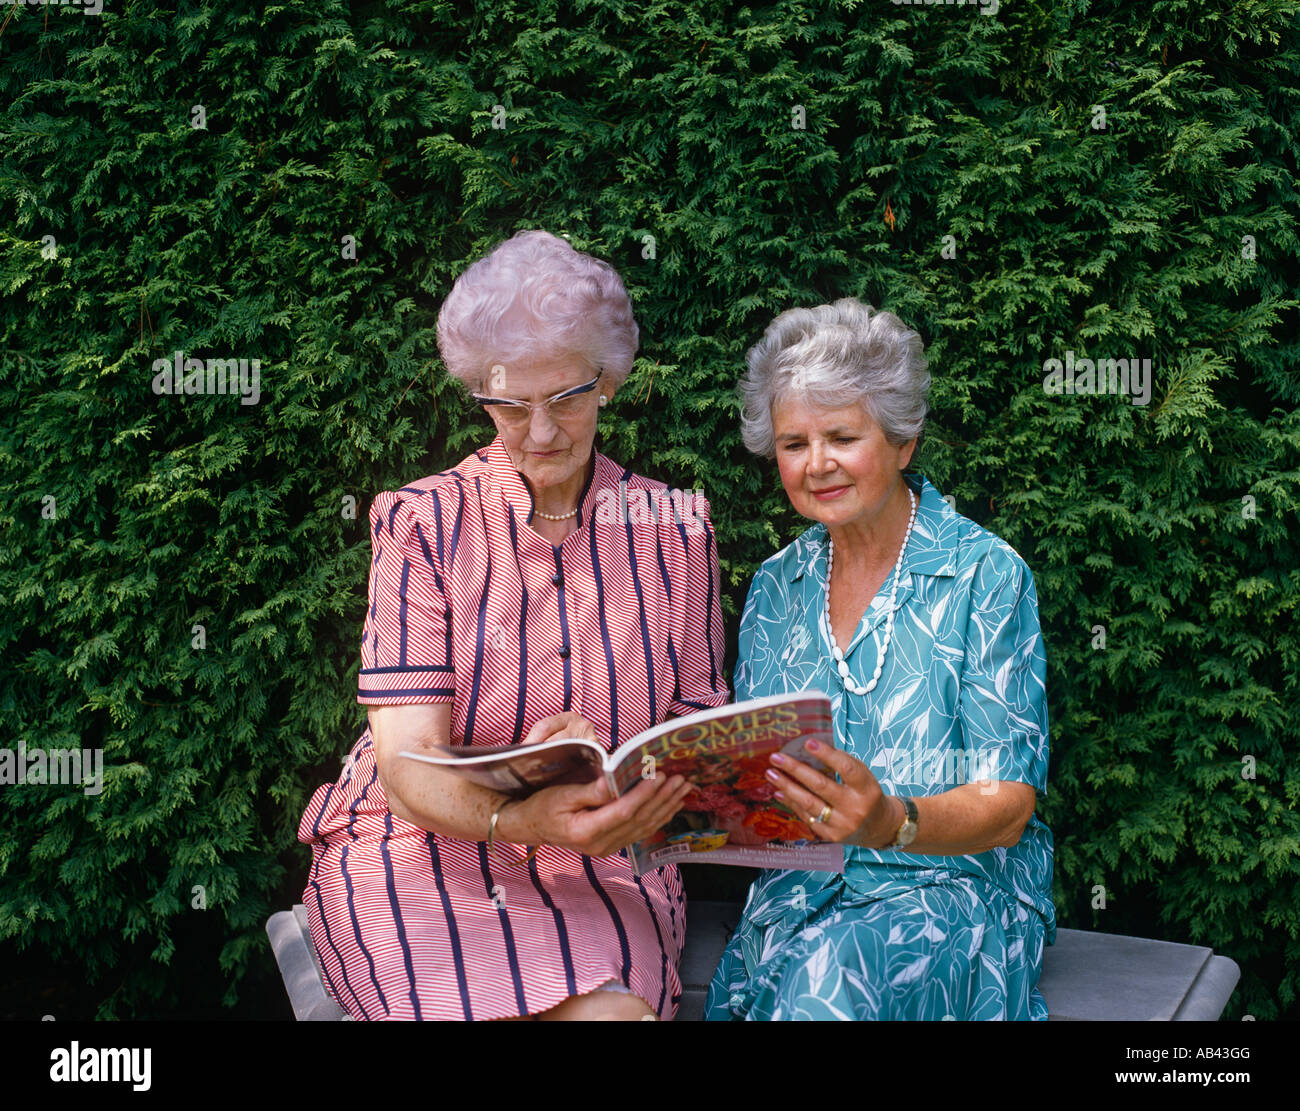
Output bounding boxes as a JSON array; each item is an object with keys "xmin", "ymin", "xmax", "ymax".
[
  {"xmin": 704, "ymin": 298, "xmax": 1056, "ymax": 1020},
  {"xmin": 298, "ymin": 230, "xmax": 728, "ymax": 1020}
]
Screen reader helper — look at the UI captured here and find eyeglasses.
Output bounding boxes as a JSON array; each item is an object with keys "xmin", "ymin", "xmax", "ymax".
[{"xmin": 470, "ymin": 372, "xmax": 602, "ymax": 427}]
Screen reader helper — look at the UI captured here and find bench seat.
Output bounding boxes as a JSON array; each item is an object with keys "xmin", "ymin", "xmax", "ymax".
[{"xmin": 267, "ymin": 900, "xmax": 1240, "ymax": 1021}]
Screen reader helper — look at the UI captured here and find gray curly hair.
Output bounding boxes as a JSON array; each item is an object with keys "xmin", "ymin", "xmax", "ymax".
[
  {"xmin": 436, "ymin": 229, "xmax": 639, "ymax": 391},
  {"xmin": 738, "ymin": 297, "xmax": 930, "ymax": 465}
]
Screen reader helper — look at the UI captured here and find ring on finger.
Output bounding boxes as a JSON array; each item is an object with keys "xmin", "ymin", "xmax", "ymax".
[{"xmin": 810, "ymin": 803, "xmax": 833, "ymax": 824}]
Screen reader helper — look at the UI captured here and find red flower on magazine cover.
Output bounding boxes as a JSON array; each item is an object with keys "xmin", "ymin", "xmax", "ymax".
[
  {"xmin": 732, "ymin": 768, "xmax": 776, "ymax": 802},
  {"xmin": 682, "ymin": 782, "xmax": 747, "ymax": 825},
  {"xmin": 743, "ymin": 807, "xmax": 812, "ymax": 843}
]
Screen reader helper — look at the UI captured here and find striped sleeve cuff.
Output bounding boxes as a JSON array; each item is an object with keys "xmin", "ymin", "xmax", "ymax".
[{"xmin": 357, "ymin": 665, "xmax": 455, "ymax": 705}]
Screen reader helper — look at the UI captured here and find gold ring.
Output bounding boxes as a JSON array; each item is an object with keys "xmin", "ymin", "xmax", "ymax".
[{"xmin": 814, "ymin": 803, "xmax": 833, "ymax": 824}]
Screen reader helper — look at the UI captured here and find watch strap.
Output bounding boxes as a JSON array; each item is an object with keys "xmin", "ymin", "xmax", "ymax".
[{"xmin": 883, "ymin": 796, "xmax": 918, "ymax": 849}]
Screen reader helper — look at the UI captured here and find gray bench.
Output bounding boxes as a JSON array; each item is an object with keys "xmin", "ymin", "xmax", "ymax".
[{"xmin": 267, "ymin": 900, "xmax": 1240, "ymax": 1020}]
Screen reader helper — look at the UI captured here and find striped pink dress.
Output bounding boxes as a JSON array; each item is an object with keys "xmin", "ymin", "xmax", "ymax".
[{"xmin": 297, "ymin": 436, "xmax": 729, "ymax": 1020}]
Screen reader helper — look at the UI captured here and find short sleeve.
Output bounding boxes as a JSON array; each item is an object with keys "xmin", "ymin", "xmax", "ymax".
[
  {"xmin": 731, "ymin": 566, "xmax": 771, "ymax": 703},
  {"xmin": 666, "ymin": 492, "xmax": 730, "ymax": 716},
  {"xmin": 357, "ymin": 491, "xmax": 455, "ymax": 705},
  {"xmin": 958, "ymin": 546, "xmax": 1050, "ymax": 797}
]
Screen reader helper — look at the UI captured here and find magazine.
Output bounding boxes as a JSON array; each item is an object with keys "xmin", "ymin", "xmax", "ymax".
[{"xmin": 399, "ymin": 692, "xmax": 845, "ymax": 875}]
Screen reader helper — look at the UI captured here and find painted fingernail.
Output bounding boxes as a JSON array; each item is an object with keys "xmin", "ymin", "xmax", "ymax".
[
  {"xmin": 806, "ymin": 739, "xmax": 821, "ymax": 751},
  {"xmin": 774, "ymin": 791, "xmax": 785, "ymax": 801},
  {"xmin": 766, "ymin": 769, "xmax": 780, "ymax": 782},
  {"xmin": 770, "ymin": 753, "xmax": 786, "ymax": 765}
]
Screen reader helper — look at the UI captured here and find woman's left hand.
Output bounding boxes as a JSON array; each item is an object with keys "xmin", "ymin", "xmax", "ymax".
[
  {"xmin": 767, "ymin": 740, "xmax": 899, "ymax": 848},
  {"xmin": 521, "ymin": 712, "xmax": 600, "ymax": 747}
]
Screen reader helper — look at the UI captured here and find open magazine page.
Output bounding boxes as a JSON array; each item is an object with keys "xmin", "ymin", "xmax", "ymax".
[
  {"xmin": 614, "ymin": 693, "xmax": 846, "ymax": 875},
  {"xmin": 398, "ymin": 741, "xmax": 607, "ymax": 799}
]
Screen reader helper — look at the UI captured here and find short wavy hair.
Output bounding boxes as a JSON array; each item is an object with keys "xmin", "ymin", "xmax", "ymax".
[
  {"xmin": 436, "ymin": 229, "xmax": 639, "ymax": 391},
  {"xmin": 738, "ymin": 297, "xmax": 930, "ymax": 464}
]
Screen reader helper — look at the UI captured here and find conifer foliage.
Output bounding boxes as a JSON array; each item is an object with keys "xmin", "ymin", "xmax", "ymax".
[{"xmin": 1, "ymin": 2, "xmax": 1297, "ymax": 1017}]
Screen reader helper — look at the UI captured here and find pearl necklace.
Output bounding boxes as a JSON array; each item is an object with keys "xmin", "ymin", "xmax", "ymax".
[
  {"xmin": 824, "ymin": 486, "xmax": 917, "ymax": 696},
  {"xmin": 534, "ymin": 506, "xmax": 578, "ymax": 521}
]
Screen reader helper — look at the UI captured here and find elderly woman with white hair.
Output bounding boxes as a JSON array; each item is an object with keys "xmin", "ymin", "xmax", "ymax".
[
  {"xmin": 298, "ymin": 229, "xmax": 728, "ymax": 1020},
  {"xmin": 704, "ymin": 298, "xmax": 1056, "ymax": 1020}
]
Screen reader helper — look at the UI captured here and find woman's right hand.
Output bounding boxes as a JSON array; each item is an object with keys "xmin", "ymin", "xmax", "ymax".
[{"xmin": 501, "ymin": 773, "xmax": 693, "ymax": 859}]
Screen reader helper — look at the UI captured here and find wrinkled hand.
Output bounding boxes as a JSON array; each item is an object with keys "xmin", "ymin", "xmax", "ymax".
[
  {"xmin": 508, "ymin": 773, "xmax": 692, "ymax": 858},
  {"xmin": 765, "ymin": 740, "xmax": 898, "ymax": 847}
]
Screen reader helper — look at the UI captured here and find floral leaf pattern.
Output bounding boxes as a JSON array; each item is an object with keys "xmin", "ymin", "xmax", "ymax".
[{"xmin": 704, "ymin": 473, "xmax": 1056, "ymax": 1020}]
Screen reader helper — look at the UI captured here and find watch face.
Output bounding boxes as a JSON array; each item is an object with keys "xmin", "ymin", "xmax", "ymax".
[{"xmin": 898, "ymin": 821, "xmax": 918, "ymax": 846}]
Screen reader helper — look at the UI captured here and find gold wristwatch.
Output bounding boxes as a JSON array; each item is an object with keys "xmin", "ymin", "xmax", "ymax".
[{"xmin": 882, "ymin": 797, "xmax": 918, "ymax": 850}]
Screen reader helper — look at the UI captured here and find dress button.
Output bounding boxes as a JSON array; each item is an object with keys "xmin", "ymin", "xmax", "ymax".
[
  {"xmin": 558, "ymin": 645, "xmax": 570, "ymax": 659},
  {"xmin": 552, "ymin": 573, "xmax": 563, "ymax": 586}
]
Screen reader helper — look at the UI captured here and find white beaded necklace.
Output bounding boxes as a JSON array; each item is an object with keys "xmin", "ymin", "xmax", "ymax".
[
  {"xmin": 534, "ymin": 506, "xmax": 578, "ymax": 521},
  {"xmin": 824, "ymin": 485, "xmax": 917, "ymax": 696}
]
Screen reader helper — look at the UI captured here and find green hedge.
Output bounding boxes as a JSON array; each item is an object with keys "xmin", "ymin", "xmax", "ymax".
[{"xmin": 2, "ymin": 0, "xmax": 1297, "ymax": 1019}]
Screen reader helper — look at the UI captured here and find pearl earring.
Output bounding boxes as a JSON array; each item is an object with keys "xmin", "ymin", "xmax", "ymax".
[{"xmin": 599, "ymin": 395, "xmax": 608, "ymax": 407}]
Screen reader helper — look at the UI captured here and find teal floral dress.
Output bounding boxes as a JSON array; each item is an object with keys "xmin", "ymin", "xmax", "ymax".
[{"xmin": 704, "ymin": 472, "xmax": 1056, "ymax": 1020}]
